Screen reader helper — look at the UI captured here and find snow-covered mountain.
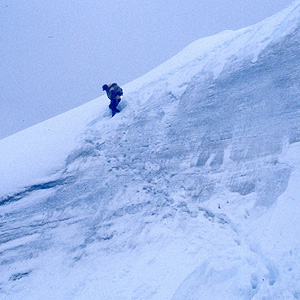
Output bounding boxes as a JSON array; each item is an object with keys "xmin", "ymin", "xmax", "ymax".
[{"xmin": 1, "ymin": 1, "xmax": 300, "ymax": 299}]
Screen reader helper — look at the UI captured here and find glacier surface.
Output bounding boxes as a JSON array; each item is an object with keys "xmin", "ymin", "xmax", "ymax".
[{"xmin": 1, "ymin": 1, "xmax": 300, "ymax": 299}]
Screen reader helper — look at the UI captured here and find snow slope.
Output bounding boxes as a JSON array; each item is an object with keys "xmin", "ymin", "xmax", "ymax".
[{"xmin": 1, "ymin": 1, "xmax": 300, "ymax": 299}]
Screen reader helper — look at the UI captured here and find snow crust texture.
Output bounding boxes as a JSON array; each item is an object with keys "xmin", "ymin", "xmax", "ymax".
[{"xmin": 1, "ymin": 1, "xmax": 300, "ymax": 299}]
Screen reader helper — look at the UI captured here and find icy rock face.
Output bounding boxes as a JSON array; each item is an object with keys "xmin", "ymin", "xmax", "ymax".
[{"xmin": 1, "ymin": 3, "xmax": 300, "ymax": 300}]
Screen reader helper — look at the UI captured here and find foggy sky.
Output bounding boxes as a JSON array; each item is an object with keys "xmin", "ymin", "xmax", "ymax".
[{"xmin": 0, "ymin": 0, "xmax": 294, "ymax": 139}]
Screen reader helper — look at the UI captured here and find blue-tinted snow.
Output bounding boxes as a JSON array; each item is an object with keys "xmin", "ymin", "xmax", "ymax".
[{"xmin": 1, "ymin": 1, "xmax": 300, "ymax": 299}]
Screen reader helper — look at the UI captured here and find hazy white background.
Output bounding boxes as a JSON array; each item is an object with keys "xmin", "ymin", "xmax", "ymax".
[{"xmin": 0, "ymin": 0, "xmax": 293, "ymax": 139}]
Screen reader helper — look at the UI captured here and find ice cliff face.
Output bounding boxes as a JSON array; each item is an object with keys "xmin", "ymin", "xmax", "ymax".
[{"xmin": 1, "ymin": 1, "xmax": 300, "ymax": 299}]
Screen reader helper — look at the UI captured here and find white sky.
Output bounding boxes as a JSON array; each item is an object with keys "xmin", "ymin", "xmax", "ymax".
[{"xmin": 0, "ymin": 0, "xmax": 294, "ymax": 139}]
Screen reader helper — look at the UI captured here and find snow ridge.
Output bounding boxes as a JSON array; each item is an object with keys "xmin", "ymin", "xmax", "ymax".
[{"xmin": 1, "ymin": 1, "xmax": 300, "ymax": 299}]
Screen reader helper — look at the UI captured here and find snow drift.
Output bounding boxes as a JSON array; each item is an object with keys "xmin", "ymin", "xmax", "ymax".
[{"xmin": 1, "ymin": 1, "xmax": 300, "ymax": 299}]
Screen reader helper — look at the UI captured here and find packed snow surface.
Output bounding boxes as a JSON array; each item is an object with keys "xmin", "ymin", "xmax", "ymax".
[{"xmin": 1, "ymin": 1, "xmax": 300, "ymax": 299}]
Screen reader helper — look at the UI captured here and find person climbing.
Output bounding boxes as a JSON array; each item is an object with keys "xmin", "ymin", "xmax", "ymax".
[{"xmin": 102, "ymin": 83, "xmax": 123, "ymax": 117}]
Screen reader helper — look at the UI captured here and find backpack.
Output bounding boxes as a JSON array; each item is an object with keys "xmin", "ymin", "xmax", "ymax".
[{"xmin": 110, "ymin": 83, "xmax": 123, "ymax": 96}]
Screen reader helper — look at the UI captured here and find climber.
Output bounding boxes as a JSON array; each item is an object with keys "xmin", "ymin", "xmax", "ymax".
[{"xmin": 102, "ymin": 83, "xmax": 123, "ymax": 117}]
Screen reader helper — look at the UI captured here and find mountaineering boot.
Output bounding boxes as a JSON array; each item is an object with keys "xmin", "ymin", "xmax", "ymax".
[{"xmin": 111, "ymin": 108, "xmax": 120, "ymax": 117}]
